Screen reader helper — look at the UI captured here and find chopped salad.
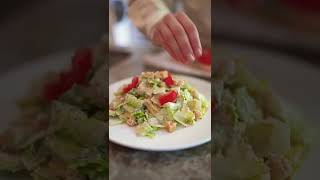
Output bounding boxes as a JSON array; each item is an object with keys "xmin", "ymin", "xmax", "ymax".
[
  {"xmin": 109, "ymin": 71, "xmax": 209, "ymax": 138},
  {"xmin": 0, "ymin": 37, "xmax": 108, "ymax": 180},
  {"xmin": 212, "ymin": 59, "xmax": 311, "ymax": 180}
]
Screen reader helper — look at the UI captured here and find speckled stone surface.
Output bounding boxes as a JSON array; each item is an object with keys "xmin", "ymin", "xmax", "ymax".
[{"xmin": 109, "ymin": 142, "xmax": 211, "ymax": 180}]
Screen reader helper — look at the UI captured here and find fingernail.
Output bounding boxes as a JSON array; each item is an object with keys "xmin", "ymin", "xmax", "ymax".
[
  {"xmin": 187, "ymin": 54, "xmax": 195, "ymax": 62},
  {"xmin": 196, "ymin": 48, "xmax": 202, "ymax": 58}
]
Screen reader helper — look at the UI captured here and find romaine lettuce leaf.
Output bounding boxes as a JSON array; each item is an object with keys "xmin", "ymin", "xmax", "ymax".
[
  {"xmin": 136, "ymin": 122, "xmax": 157, "ymax": 138},
  {"xmin": 234, "ymin": 87, "xmax": 262, "ymax": 123},
  {"xmin": 0, "ymin": 152, "xmax": 24, "ymax": 172},
  {"xmin": 133, "ymin": 109, "xmax": 149, "ymax": 124},
  {"xmin": 173, "ymin": 105, "xmax": 195, "ymax": 126},
  {"xmin": 245, "ymin": 118, "xmax": 291, "ymax": 157},
  {"xmin": 213, "ymin": 137, "xmax": 270, "ymax": 180},
  {"xmin": 125, "ymin": 94, "xmax": 143, "ymax": 109},
  {"xmin": 51, "ymin": 101, "xmax": 107, "ymax": 147}
]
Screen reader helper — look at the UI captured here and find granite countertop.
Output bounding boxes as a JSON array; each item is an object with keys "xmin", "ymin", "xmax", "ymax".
[{"xmin": 109, "ymin": 49, "xmax": 211, "ymax": 180}]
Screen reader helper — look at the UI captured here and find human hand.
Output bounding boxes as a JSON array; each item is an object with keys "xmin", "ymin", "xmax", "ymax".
[{"xmin": 150, "ymin": 11, "xmax": 202, "ymax": 63}]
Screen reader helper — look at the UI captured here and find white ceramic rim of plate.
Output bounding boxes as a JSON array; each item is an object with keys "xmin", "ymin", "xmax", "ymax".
[{"xmin": 109, "ymin": 74, "xmax": 211, "ymax": 151}]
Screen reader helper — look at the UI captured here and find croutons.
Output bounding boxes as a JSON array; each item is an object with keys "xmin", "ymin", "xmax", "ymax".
[
  {"xmin": 144, "ymin": 99, "xmax": 160, "ymax": 116},
  {"xmin": 126, "ymin": 116, "xmax": 137, "ymax": 126},
  {"xmin": 137, "ymin": 81, "xmax": 153, "ymax": 97},
  {"xmin": 175, "ymin": 80, "xmax": 185, "ymax": 86},
  {"xmin": 194, "ymin": 111, "xmax": 202, "ymax": 120},
  {"xmin": 164, "ymin": 121, "xmax": 177, "ymax": 132},
  {"xmin": 142, "ymin": 71, "xmax": 169, "ymax": 80},
  {"xmin": 154, "ymin": 71, "xmax": 168, "ymax": 79},
  {"xmin": 141, "ymin": 72, "xmax": 155, "ymax": 79}
]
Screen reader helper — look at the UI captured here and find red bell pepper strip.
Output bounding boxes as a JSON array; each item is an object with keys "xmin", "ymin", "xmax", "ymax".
[
  {"xmin": 159, "ymin": 91, "xmax": 178, "ymax": 106},
  {"xmin": 123, "ymin": 76, "xmax": 139, "ymax": 93},
  {"xmin": 163, "ymin": 73, "xmax": 175, "ymax": 87},
  {"xmin": 198, "ymin": 48, "xmax": 211, "ymax": 65}
]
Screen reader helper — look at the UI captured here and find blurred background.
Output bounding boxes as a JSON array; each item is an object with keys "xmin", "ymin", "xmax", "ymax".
[
  {"xmin": 214, "ymin": 0, "xmax": 320, "ymax": 63},
  {"xmin": 0, "ymin": 0, "xmax": 106, "ymax": 75},
  {"xmin": 213, "ymin": 1, "xmax": 320, "ymax": 179},
  {"xmin": 109, "ymin": 0, "xmax": 212, "ymax": 84}
]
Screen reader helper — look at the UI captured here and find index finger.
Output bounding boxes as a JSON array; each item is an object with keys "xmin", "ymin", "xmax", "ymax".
[{"xmin": 175, "ymin": 12, "xmax": 202, "ymax": 58}]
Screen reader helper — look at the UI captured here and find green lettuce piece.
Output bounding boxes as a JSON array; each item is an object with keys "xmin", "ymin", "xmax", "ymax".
[
  {"xmin": 148, "ymin": 78, "xmax": 161, "ymax": 88},
  {"xmin": 125, "ymin": 94, "xmax": 143, "ymax": 109},
  {"xmin": 59, "ymin": 85, "xmax": 102, "ymax": 115},
  {"xmin": 51, "ymin": 101, "xmax": 107, "ymax": 147},
  {"xmin": 109, "ymin": 119, "xmax": 124, "ymax": 126},
  {"xmin": 115, "ymin": 106, "xmax": 125, "ymax": 116},
  {"xmin": 136, "ymin": 122, "xmax": 157, "ymax": 138},
  {"xmin": 221, "ymin": 90, "xmax": 239, "ymax": 124},
  {"xmin": 0, "ymin": 152, "xmax": 24, "ymax": 172},
  {"xmin": 163, "ymin": 102, "xmax": 181, "ymax": 121},
  {"xmin": 187, "ymin": 99, "xmax": 201, "ymax": 112},
  {"xmin": 245, "ymin": 118, "xmax": 291, "ymax": 157},
  {"xmin": 199, "ymin": 94, "xmax": 209, "ymax": 114},
  {"xmin": 31, "ymin": 167, "xmax": 61, "ymax": 180},
  {"xmin": 133, "ymin": 109, "xmax": 149, "ymax": 124},
  {"xmin": 213, "ymin": 138, "xmax": 270, "ymax": 180},
  {"xmin": 22, "ymin": 143, "xmax": 50, "ymax": 171},
  {"xmin": 212, "ymin": 80, "xmax": 224, "ymax": 105},
  {"xmin": 232, "ymin": 61, "xmax": 285, "ymax": 121},
  {"xmin": 122, "ymin": 104, "xmax": 136, "ymax": 113},
  {"xmin": 71, "ymin": 147, "xmax": 107, "ymax": 180},
  {"xmin": 173, "ymin": 105, "xmax": 195, "ymax": 126},
  {"xmin": 234, "ymin": 87, "xmax": 262, "ymax": 123},
  {"xmin": 45, "ymin": 135, "xmax": 85, "ymax": 162},
  {"xmin": 180, "ymin": 88, "xmax": 193, "ymax": 102}
]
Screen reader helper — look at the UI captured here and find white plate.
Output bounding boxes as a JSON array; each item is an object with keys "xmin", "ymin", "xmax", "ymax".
[{"xmin": 109, "ymin": 75, "xmax": 211, "ymax": 151}]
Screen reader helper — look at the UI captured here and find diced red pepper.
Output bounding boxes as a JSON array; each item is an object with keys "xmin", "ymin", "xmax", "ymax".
[
  {"xmin": 131, "ymin": 76, "xmax": 139, "ymax": 88},
  {"xmin": 43, "ymin": 48, "xmax": 93, "ymax": 102},
  {"xmin": 198, "ymin": 48, "xmax": 211, "ymax": 65},
  {"xmin": 159, "ymin": 91, "xmax": 178, "ymax": 106},
  {"xmin": 123, "ymin": 76, "xmax": 140, "ymax": 93},
  {"xmin": 59, "ymin": 71, "xmax": 75, "ymax": 92},
  {"xmin": 44, "ymin": 81, "xmax": 63, "ymax": 101},
  {"xmin": 72, "ymin": 48, "xmax": 93, "ymax": 83},
  {"xmin": 163, "ymin": 73, "xmax": 175, "ymax": 87}
]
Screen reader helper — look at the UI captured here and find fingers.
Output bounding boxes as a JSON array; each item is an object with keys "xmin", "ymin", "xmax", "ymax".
[
  {"xmin": 153, "ymin": 29, "xmax": 178, "ymax": 61},
  {"xmin": 163, "ymin": 14, "xmax": 195, "ymax": 62},
  {"xmin": 157, "ymin": 21, "xmax": 186, "ymax": 63},
  {"xmin": 150, "ymin": 12, "xmax": 202, "ymax": 64},
  {"xmin": 175, "ymin": 11, "xmax": 202, "ymax": 58}
]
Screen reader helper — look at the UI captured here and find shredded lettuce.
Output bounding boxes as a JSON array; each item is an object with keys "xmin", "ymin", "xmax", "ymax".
[
  {"xmin": 199, "ymin": 94, "xmax": 209, "ymax": 114},
  {"xmin": 125, "ymin": 94, "xmax": 143, "ymax": 109},
  {"xmin": 52, "ymin": 101, "xmax": 107, "ymax": 147},
  {"xmin": 234, "ymin": 87, "xmax": 262, "ymax": 123},
  {"xmin": 134, "ymin": 109, "xmax": 149, "ymax": 124},
  {"xmin": 187, "ymin": 99, "xmax": 202, "ymax": 112},
  {"xmin": 180, "ymin": 88, "xmax": 193, "ymax": 101},
  {"xmin": 213, "ymin": 137, "xmax": 270, "ymax": 180},
  {"xmin": 0, "ymin": 152, "xmax": 24, "ymax": 172},
  {"xmin": 173, "ymin": 105, "xmax": 195, "ymax": 126},
  {"xmin": 136, "ymin": 122, "xmax": 157, "ymax": 138},
  {"xmin": 245, "ymin": 118, "xmax": 291, "ymax": 157},
  {"xmin": 71, "ymin": 147, "xmax": 107, "ymax": 180}
]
